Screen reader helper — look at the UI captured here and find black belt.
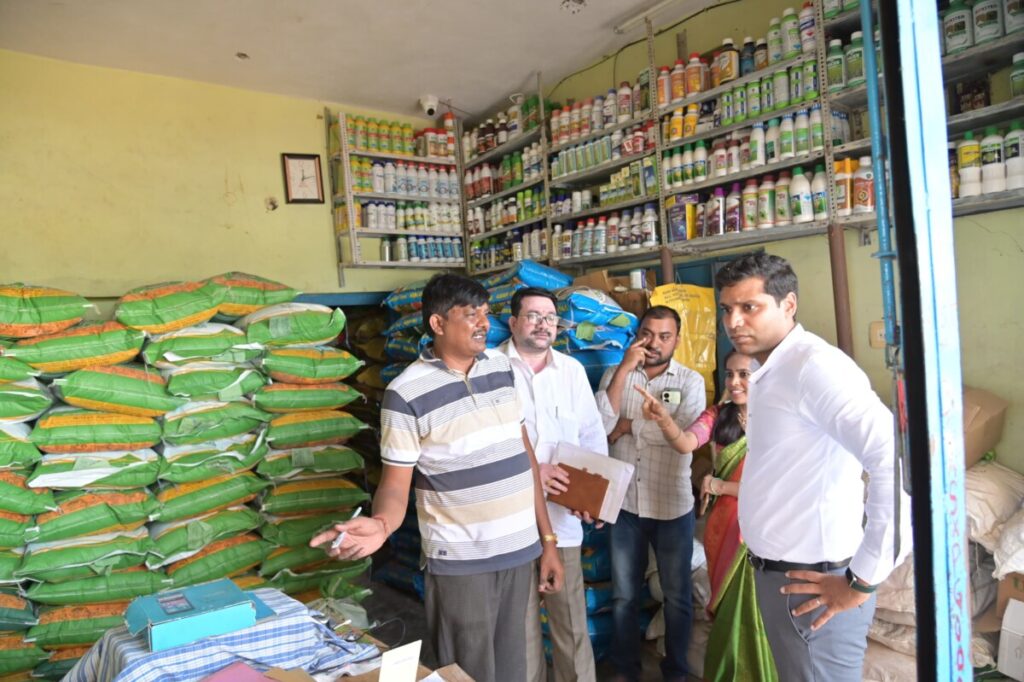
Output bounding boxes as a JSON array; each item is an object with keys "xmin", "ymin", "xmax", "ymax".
[{"xmin": 747, "ymin": 553, "xmax": 851, "ymax": 573}]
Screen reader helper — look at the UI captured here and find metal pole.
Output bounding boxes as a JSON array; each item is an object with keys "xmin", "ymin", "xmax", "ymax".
[{"xmin": 826, "ymin": 224, "xmax": 854, "ymax": 356}]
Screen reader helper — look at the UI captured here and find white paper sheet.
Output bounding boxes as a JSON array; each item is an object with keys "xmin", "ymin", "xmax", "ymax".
[{"xmin": 553, "ymin": 442, "xmax": 635, "ymax": 524}]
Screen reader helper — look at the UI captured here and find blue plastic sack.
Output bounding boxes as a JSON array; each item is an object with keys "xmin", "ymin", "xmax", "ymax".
[
  {"xmin": 582, "ymin": 522, "xmax": 610, "ymax": 551},
  {"xmin": 488, "ymin": 282, "xmax": 525, "ymax": 309},
  {"xmin": 479, "ymin": 260, "xmax": 573, "ymax": 290},
  {"xmin": 374, "ymin": 561, "xmax": 424, "ymax": 600},
  {"xmin": 557, "ymin": 288, "xmax": 638, "ymax": 328},
  {"xmin": 384, "ymin": 335, "xmax": 419, "ymax": 362},
  {"xmin": 581, "ymin": 544, "xmax": 611, "ymax": 582},
  {"xmin": 384, "ymin": 311, "xmax": 423, "ymax": 337},
  {"xmin": 381, "ymin": 363, "xmax": 410, "ymax": 385},
  {"xmin": 560, "ymin": 348, "xmax": 626, "ymax": 390},
  {"xmin": 415, "ymin": 316, "xmax": 510, "ymax": 353},
  {"xmin": 383, "ymin": 282, "xmax": 427, "ymax": 314},
  {"xmin": 558, "ymin": 323, "xmax": 635, "ymax": 351}
]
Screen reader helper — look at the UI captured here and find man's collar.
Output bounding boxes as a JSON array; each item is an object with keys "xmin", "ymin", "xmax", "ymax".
[
  {"xmin": 750, "ymin": 323, "xmax": 804, "ymax": 381},
  {"xmin": 503, "ymin": 339, "xmax": 559, "ymax": 369},
  {"xmin": 419, "ymin": 343, "xmax": 488, "ymax": 370}
]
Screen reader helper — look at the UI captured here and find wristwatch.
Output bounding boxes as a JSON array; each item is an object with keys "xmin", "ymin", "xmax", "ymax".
[
  {"xmin": 845, "ymin": 567, "xmax": 877, "ymax": 594},
  {"xmin": 542, "ymin": 533, "xmax": 558, "ymax": 544}
]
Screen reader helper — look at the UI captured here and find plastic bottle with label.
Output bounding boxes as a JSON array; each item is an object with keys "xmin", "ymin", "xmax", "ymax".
[
  {"xmin": 853, "ymin": 156, "xmax": 876, "ymax": 213},
  {"xmin": 799, "ymin": 2, "xmax": 817, "ymax": 53},
  {"xmin": 824, "ymin": 0, "xmax": 842, "ymax": 19},
  {"xmin": 1005, "ymin": 120, "xmax": 1024, "ymax": 189},
  {"xmin": 775, "ymin": 170, "xmax": 793, "ymax": 225},
  {"xmin": 719, "ymin": 39, "xmax": 741, "ymax": 84},
  {"xmin": 789, "ymin": 64, "xmax": 804, "ymax": 104},
  {"xmin": 761, "ymin": 74, "xmax": 775, "ymax": 111},
  {"xmin": 973, "ymin": 0, "xmax": 1004, "ymax": 43},
  {"xmin": 803, "ymin": 59, "xmax": 819, "ymax": 99},
  {"xmin": 728, "ymin": 137, "xmax": 742, "ymax": 174},
  {"xmin": 958, "ymin": 131, "xmax": 983, "ymax": 196},
  {"xmin": 683, "ymin": 103, "xmax": 700, "ymax": 137},
  {"xmin": 944, "ymin": 0, "xmax": 975, "ymax": 53},
  {"xmin": 1008, "ymin": 0, "xmax": 1024, "ymax": 34},
  {"xmin": 757, "ymin": 175, "xmax": 777, "ymax": 228},
  {"xmin": 740, "ymin": 37, "xmax": 757, "ymax": 76},
  {"xmin": 630, "ymin": 209, "xmax": 644, "ymax": 249},
  {"xmin": 617, "ymin": 82, "xmax": 633, "ymax": 123},
  {"xmin": 826, "ymin": 40, "xmax": 847, "ymax": 92},
  {"xmin": 834, "ymin": 157, "xmax": 855, "ymax": 216},
  {"xmin": 811, "ymin": 164, "xmax": 829, "ymax": 220},
  {"xmin": 657, "ymin": 67, "xmax": 672, "ymax": 109},
  {"xmin": 693, "ymin": 141, "xmax": 709, "ymax": 182},
  {"xmin": 721, "ymin": 89, "xmax": 734, "ymax": 127},
  {"xmin": 682, "ymin": 54, "xmax": 701, "ymax": 96},
  {"xmin": 755, "ymin": 38, "xmax": 770, "ymax": 70},
  {"xmin": 713, "ymin": 139, "xmax": 728, "ymax": 177},
  {"xmin": 809, "ymin": 104, "xmax": 825, "ymax": 152},
  {"xmin": 782, "ymin": 7, "xmax": 801, "ymax": 58},
  {"xmin": 747, "ymin": 80, "xmax": 762, "ymax": 118},
  {"xmin": 682, "ymin": 144, "xmax": 695, "ymax": 184},
  {"xmin": 765, "ymin": 118, "xmax": 780, "ymax": 163},
  {"xmin": 779, "ymin": 115, "xmax": 796, "ymax": 160},
  {"xmin": 794, "ymin": 109, "xmax": 811, "ymax": 155},
  {"xmin": 734, "ymin": 83, "xmax": 748, "ymax": 124},
  {"xmin": 767, "ymin": 18, "xmax": 784, "ymax": 64},
  {"xmin": 846, "ymin": 32, "xmax": 866, "ymax": 87},
  {"xmin": 725, "ymin": 183, "xmax": 742, "ymax": 233},
  {"xmin": 749, "ymin": 122, "xmax": 766, "ymax": 167},
  {"xmin": 672, "ymin": 148, "xmax": 685, "ymax": 188},
  {"xmin": 669, "ymin": 109, "xmax": 685, "ymax": 142},
  {"xmin": 606, "ymin": 213, "xmax": 620, "ymax": 253},
  {"xmin": 981, "ymin": 126, "xmax": 1007, "ymax": 193},
  {"xmin": 790, "ymin": 166, "xmax": 814, "ymax": 224},
  {"xmin": 642, "ymin": 203, "xmax": 659, "ymax": 247},
  {"xmin": 741, "ymin": 178, "xmax": 759, "ymax": 230},
  {"xmin": 1012, "ymin": 52, "xmax": 1024, "ymax": 97},
  {"xmin": 774, "ymin": 68, "xmax": 791, "ymax": 109}
]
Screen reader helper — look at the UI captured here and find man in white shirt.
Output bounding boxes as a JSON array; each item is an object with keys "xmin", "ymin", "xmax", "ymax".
[
  {"xmin": 500, "ymin": 287, "xmax": 607, "ymax": 682},
  {"xmin": 715, "ymin": 253, "xmax": 910, "ymax": 682}
]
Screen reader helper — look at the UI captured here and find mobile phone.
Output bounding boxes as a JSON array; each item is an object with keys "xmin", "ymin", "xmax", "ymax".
[{"xmin": 661, "ymin": 390, "xmax": 682, "ymax": 405}]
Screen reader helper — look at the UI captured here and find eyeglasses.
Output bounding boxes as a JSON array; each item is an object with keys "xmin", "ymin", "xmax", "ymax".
[{"xmin": 523, "ymin": 312, "xmax": 559, "ymax": 327}]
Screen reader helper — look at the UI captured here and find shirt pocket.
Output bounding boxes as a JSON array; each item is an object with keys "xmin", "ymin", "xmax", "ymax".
[{"xmin": 556, "ymin": 412, "xmax": 580, "ymax": 445}]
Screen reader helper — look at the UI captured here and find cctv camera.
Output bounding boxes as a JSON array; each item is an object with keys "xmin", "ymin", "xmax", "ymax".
[{"xmin": 419, "ymin": 95, "xmax": 439, "ymax": 117}]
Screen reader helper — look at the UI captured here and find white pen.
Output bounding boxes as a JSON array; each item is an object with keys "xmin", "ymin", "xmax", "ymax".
[{"xmin": 330, "ymin": 507, "xmax": 362, "ymax": 551}]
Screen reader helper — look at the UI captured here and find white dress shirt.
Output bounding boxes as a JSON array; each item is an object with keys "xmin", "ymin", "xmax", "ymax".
[
  {"xmin": 500, "ymin": 340, "xmax": 608, "ymax": 548},
  {"xmin": 595, "ymin": 359, "xmax": 706, "ymax": 521},
  {"xmin": 739, "ymin": 324, "xmax": 912, "ymax": 585}
]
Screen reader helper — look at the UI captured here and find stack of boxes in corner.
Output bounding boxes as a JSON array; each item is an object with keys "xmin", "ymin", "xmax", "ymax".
[{"xmin": 0, "ymin": 275, "xmax": 373, "ymax": 680}]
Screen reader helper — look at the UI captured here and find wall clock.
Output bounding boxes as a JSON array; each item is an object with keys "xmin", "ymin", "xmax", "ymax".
[{"xmin": 281, "ymin": 153, "xmax": 324, "ymax": 204}]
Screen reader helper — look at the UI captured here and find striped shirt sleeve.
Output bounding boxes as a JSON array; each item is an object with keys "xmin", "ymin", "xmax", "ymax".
[{"xmin": 380, "ymin": 386, "xmax": 421, "ymax": 467}]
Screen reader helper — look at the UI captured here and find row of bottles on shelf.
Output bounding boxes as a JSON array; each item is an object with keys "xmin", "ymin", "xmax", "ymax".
[
  {"xmin": 348, "ymin": 157, "xmax": 460, "ymax": 199},
  {"xmin": 466, "ymin": 188, "xmax": 546, "ymax": 235},
  {"xmin": 353, "ymin": 201, "xmax": 463, "ymax": 234},
  {"xmin": 662, "ymin": 59, "xmax": 820, "ymax": 145},
  {"xmin": 662, "ymin": 108, "xmax": 838, "ymax": 191},
  {"xmin": 952, "ymin": 121, "xmax": 1024, "ymax": 197},
  {"xmin": 942, "ymin": 0, "xmax": 1023, "ymax": 55},
  {"xmin": 551, "ymin": 204, "xmax": 660, "ymax": 261},
  {"xmin": 548, "ymin": 75, "xmax": 653, "ymax": 147},
  {"xmin": 825, "ymin": 32, "xmax": 873, "ymax": 92},
  {"xmin": 471, "ymin": 228, "xmax": 550, "ymax": 272},
  {"xmin": 462, "ymin": 144, "xmax": 545, "ymax": 202},
  {"xmin": 344, "ymin": 113, "xmax": 457, "ymax": 159},
  {"xmin": 379, "ymin": 235, "xmax": 465, "ymax": 264},
  {"xmin": 550, "ymin": 122, "xmax": 657, "ymax": 179},
  {"xmin": 655, "ymin": 3, "xmax": 819, "ymax": 110},
  {"xmin": 462, "ymin": 95, "xmax": 545, "ymax": 163},
  {"xmin": 549, "ymin": 159, "xmax": 657, "ymax": 217}
]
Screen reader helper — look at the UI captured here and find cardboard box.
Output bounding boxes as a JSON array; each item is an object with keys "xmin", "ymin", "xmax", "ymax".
[
  {"xmin": 997, "ymin": 572, "xmax": 1024, "ymax": 618},
  {"xmin": 125, "ymin": 580, "xmax": 273, "ymax": 652},
  {"xmin": 572, "ymin": 269, "xmax": 656, "ymax": 319},
  {"xmin": 346, "ymin": 663, "xmax": 473, "ymax": 682},
  {"xmin": 999, "ymin": 598, "xmax": 1024, "ymax": 680},
  {"xmin": 963, "ymin": 386, "xmax": 1009, "ymax": 467}
]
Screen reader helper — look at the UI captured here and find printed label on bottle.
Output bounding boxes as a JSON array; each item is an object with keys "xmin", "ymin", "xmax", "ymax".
[
  {"xmin": 981, "ymin": 145, "xmax": 1003, "ymax": 165},
  {"xmin": 813, "ymin": 190, "xmax": 828, "ymax": 215}
]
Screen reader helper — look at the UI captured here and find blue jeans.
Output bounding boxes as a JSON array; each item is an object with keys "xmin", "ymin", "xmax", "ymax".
[{"xmin": 610, "ymin": 509, "xmax": 695, "ymax": 680}]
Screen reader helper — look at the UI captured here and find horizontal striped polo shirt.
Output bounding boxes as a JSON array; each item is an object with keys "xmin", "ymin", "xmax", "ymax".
[{"xmin": 381, "ymin": 346, "xmax": 541, "ymax": 576}]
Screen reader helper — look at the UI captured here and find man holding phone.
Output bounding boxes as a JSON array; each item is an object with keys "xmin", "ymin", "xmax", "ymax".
[{"xmin": 595, "ymin": 305, "xmax": 706, "ymax": 682}]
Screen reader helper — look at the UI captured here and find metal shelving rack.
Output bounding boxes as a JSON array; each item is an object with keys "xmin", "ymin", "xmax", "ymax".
[{"xmin": 325, "ymin": 109, "xmax": 466, "ymax": 273}]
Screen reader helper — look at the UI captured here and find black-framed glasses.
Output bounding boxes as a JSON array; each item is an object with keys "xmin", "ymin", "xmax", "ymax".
[{"xmin": 524, "ymin": 312, "xmax": 559, "ymax": 327}]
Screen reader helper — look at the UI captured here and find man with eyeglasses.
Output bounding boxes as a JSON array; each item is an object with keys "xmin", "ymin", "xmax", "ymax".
[{"xmin": 500, "ymin": 286, "xmax": 607, "ymax": 682}]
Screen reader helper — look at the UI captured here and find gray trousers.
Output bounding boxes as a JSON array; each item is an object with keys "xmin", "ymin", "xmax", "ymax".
[
  {"xmin": 425, "ymin": 562, "xmax": 532, "ymax": 682},
  {"xmin": 753, "ymin": 566, "xmax": 876, "ymax": 682},
  {"xmin": 525, "ymin": 546, "xmax": 597, "ymax": 682}
]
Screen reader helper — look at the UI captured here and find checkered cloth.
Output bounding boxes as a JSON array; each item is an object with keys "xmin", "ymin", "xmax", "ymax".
[{"xmin": 65, "ymin": 588, "xmax": 379, "ymax": 682}]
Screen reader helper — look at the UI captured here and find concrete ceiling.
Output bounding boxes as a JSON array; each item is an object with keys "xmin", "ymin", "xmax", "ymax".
[{"xmin": 0, "ymin": 0, "xmax": 719, "ymax": 119}]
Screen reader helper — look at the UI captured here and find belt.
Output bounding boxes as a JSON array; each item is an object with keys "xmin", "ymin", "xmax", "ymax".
[{"xmin": 747, "ymin": 553, "xmax": 851, "ymax": 573}]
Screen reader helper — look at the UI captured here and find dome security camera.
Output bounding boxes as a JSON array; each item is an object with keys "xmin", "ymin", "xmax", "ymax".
[{"xmin": 419, "ymin": 95, "xmax": 439, "ymax": 117}]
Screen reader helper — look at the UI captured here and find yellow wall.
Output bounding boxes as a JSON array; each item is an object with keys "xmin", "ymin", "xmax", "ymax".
[{"xmin": 0, "ymin": 48, "xmax": 440, "ymax": 298}]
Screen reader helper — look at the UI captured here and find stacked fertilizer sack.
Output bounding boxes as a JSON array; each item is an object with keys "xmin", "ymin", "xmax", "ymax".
[{"xmin": 0, "ymin": 276, "xmax": 372, "ymax": 679}]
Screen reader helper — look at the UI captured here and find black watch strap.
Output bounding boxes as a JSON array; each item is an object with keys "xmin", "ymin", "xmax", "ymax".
[{"xmin": 846, "ymin": 567, "xmax": 877, "ymax": 594}]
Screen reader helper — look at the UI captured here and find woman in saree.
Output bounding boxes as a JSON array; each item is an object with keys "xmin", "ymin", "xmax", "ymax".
[{"xmin": 636, "ymin": 351, "xmax": 777, "ymax": 682}]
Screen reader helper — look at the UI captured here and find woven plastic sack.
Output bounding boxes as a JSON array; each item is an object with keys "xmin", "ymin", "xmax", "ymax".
[
  {"xmin": 260, "ymin": 545, "xmax": 347, "ymax": 577},
  {"xmin": 256, "ymin": 445, "xmax": 364, "ymax": 481},
  {"xmin": 30, "ymin": 407, "xmax": 161, "ymax": 454},
  {"xmin": 0, "ymin": 424, "xmax": 40, "ymax": 471},
  {"xmin": 166, "ymin": 532, "xmax": 270, "ymax": 587},
  {"xmin": 352, "ymin": 336, "xmax": 388, "ymax": 363},
  {"xmin": 26, "ymin": 602, "xmax": 127, "ymax": 650},
  {"xmin": 555, "ymin": 323, "xmax": 635, "ymax": 351},
  {"xmin": 25, "ymin": 566, "xmax": 172, "ymax": 605},
  {"xmin": 161, "ymin": 401, "xmax": 271, "ymax": 446},
  {"xmin": 0, "ymin": 634, "xmax": 47, "ymax": 676},
  {"xmin": 266, "ymin": 558, "xmax": 371, "ymax": 595},
  {"xmin": 0, "ymin": 591, "xmax": 36, "ymax": 631},
  {"xmin": 32, "ymin": 646, "xmax": 90, "ymax": 678},
  {"xmin": 155, "ymin": 472, "xmax": 269, "ymax": 522},
  {"xmin": 2, "ymin": 322, "xmax": 144, "ymax": 375},
  {"xmin": 379, "ymin": 364, "xmax": 408, "ymax": 386},
  {"xmin": 384, "ymin": 335, "xmax": 419, "ymax": 362},
  {"xmin": 231, "ymin": 573, "xmax": 269, "ymax": 591},
  {"xmin": 0, "ymin": 341, "xmax": 38, "ymax": 384},
  {"xmin": 253, "ymin": 383, "xmax": 362, "ymax": 414},
  {"xmin": 15, "ymin": 528, "xmax": 155, "ymax": 583},
  {"xmin": 651, "ymin": 283, "xmax": 718, "ymax": 402},
  {"xmin": 115, "ymin": 281, "xmax": 225, "ymax": 334},
  {"xmin": 163, "ymin": 363, "xmax": 267, "ymax": 401},
  {"xmin": 561, "ymin": 347, "xmax": 627, "ymax": 391},
  {"xmin": 148, "ymin": 506, "xmax": 261, "ymax": 568},
  {"xmin": 383, "ymin": 311, "xmax": 424, "ymax": 337},
  {"xmin": 266, "ymin": 410, "xmax": 367, "ymax": 449},
  {"xmin": 207, "ymin": 272, "xmax": 299, "ymax": 320},
  {"xmin": 0, "ymin": 284, "xmax": 91, "ymax": 339},
  {"xmin": 260, "ymin": 347, "xmax": 363, "ymax": 385},
  {"xmin": 51, "ymin": 364, "xmax": 185, "ymax": 418},
  {"xmin": 26, "ymin": 489, "xmax": 158, "ymax": 544},
  {"xmin": 259, "ymin": 510, "xmax": 358, "ymax": 547},
  {"xmin": 557, "ymin": 287, "xmax": 637, "ymax": 328},
  {"xmin": 239, "ymin": 303, "xmax": 346, "ymax": 348},
  {"xmin": 0, "ymin": 471, "xmax": 56, "ymax": 515},
  {"xmin": 0, "ymin": 551, "xmax": 21, "ymax": 585},
  {"xmin": 27, "ymin": 449, "xmax": 162, "ymax": 490},
  {"xmin": 0, "ymin": 380, "xmax": 52, "ymax": 424},
  {"xmin": 478, "ymin": 260, "xmax": 573, "ymax": 290},
  {"xmin": 0, "ymin": 511, "xmax": 29, "ymax": 550},
  {"xmin": 141, "ymin": 323, "xmax": 263, "ymax": 369},
  {"xmin": 259, "ymin": 478, "xmax": 368, "ymax": 516},
  {"xmin": 488, "ymin": 282, "xmax": 526, "ymax": 309},
  {"xmin": 160, "ymin": 433, "xmax": 268, "ymax": 484},
  {"xmin": 382, "ymin": 281, "xmax": 426, "ymax": 314}
]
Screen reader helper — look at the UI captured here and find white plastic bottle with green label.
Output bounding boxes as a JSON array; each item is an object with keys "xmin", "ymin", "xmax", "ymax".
[
  {"xmin": 765, "ymin": 118, "xmax": 781, "ymax": 163},
  {"xmin": 747, "ymin": 80, "xmax": 762, "ymax": 117},
  {"xmin": 944, "ymin": 0, "xmax": 974, "ymax": 54},
  {"xmin": 981, "ymin": 126, "xmax": 1006, "ymax": 193},
  {"xmin": 682, "ymin": 144, "xmax": 694, "ymax": 184},
  {"xmin": 1005, "ymin": 121, "xmax": 1024, "ymax": 189},
  {"xmin": 693, "ymin": 141, "xmax": 709, "ymax": 182},
  {"xmin": 749, "ymin": 122, "xmax": 766, "ymax": 168},
  {"xmin": 1007, "ymin": 0, "xmax": 1024, "ymax": 34},
  {"xmin": 1012, "ymin": 52, "xmax": 1024, "ymax": 97},
  {"xmin": 799, "ymin": 2, "xmax": 817, "ymax": 54},
  {"xmin": 761, "ymin": 75, "xmax": 775, "ymax": 111},
  {"xmin": 757, "ymin": 175, "xmax": 777, "ymax": 228},
  {"xmin": 790, "ymin": 166, "xmax": 814, "ymax": 224},
  {"xmin": 846, "ymin": 32, "xmax": 866, "ymax": 87},
  {"xmin": 781, "ymin": 7, "xmax": 801, "ymax": 59},
  {"xmin": 774, "ymin": 69, "xmax": 791, "ymax": 108},
  {"xmin": 973, "ymin": 0, "xmax": 1004, "ymax": 43},
  {"xmin": 721, "ymin": 90, "xmax": 734, "ymax": 126},
  {"xmin": 802, "ymin": 59, "xmax": 819, "ymax": 99},
  {"xmin": 810, "ymin": 104, "xmax": 825, "ymax": 152},
  {"xmin": 779, "ymin": 114, "xmax": 796, "ymax": 160},
  {"xmin": 775, "ymin": 171, "xmax": 793, "ymax": 225},
  {"xmin": 734, "ymin": 84, "xmax": 747, "ymax": 123},
  {"xmin": 811, "ymin": 164, "xmax": 829, "ymax": 220},
  {"xmin": 794, "ymin": 109, "xmax": 811, "ymax": 155},
  {"xmin": 823, "ymin": 0, "xmax": 842, "ymax": 19},
  {"xmin": 826, "ymin": 40, "xmax": 846, "ymax": 92},
  {"xmin": 789, "ymin": 65, "xmax": 804, "ymax": 104},
  {"xmin": 767, "ymin": 17, "xmax": 784, "ymax": 64},
  {"xmin": 958, "ymin": 131, "xmax": 982, "ymax": 197}
]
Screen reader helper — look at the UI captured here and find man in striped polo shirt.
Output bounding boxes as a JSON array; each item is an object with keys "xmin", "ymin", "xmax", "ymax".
[{"xmin": 312, "ymin": 273, "xmax": 563, "ymax": 682}]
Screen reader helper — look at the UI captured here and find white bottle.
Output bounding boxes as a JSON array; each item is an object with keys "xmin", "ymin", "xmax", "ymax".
[
  {"xmin": 809, "ymin": 104, "xmax": 825, "ymax": 152},
  {"xmin": 981, "ymin": 126, "xmax": 1007, "ymax": 193},
  {"xmin": 767, "ymin": 18, "xmax": 784, "ymax": 64},
  {"xmin": 959, "ymin": 131, "xmax": 983, "ymax": 197},
  {"xmin": 594, "ymin": 217, "xmax": 608, "ymax": 255},
  {"xmin": 630, "ymin": 209, "xmax": 644, "ymax": 249},
  {"xmin": 1007, "ymin": 0, "xmax": 1024, "ymax": 34},
  {"xmin": 794, "ymin": 109, "xmax": 811, "ymax": 156},
  {"xmin": 775, "ymin": 171, "xmax": 793, "ymax": 225},
  {"xmin": 973, "ymin": 0, "xmax": 1004, "ymax": 44},
  {"xmin": 779, "ymin": 115, "xmax": 796, "ymax": 160},
  {"xmin": 642, "ymin": 203, "xmax": 659, "ymax": 247},
  {"xmin": 681, "ymin": 145, "xmax": 695, "ymax": 184},
  {"xmin": 1005, "ymin": 121, "xmax": 1024, "ymax": 190},
  {"xmin": 757, "ymin": 175, "xmax": 777, "ymax": 228},
  {"xmin": 799, "ymin": 2, "xmax": 817, "ymax": 54},
  {"xmin": 693, "ymin": 141, "xmax": 709, "ymax": 182},
  {"xmin": 749, "ymin": 122, "xmax": 766, "ymax": 168},
  {"xmin": 384, "ymin": 162, "xmax": 397, "ymax": 194},
  {"xmin": 811, "ymin": 165, "xmax": 830, "ymax": 220},
  {"xmin": 789, "ymin": 166, "xmax": 814, "ymax": 223},
  {"xmin": 607, "ymin": 213, "xmax": 620, "ymax": 253},
  {"xmin": 853, "ymin": 156, "xmax": 876, "ymax": 213},
  {"xmin": 781, "ymin": 7, "xmax": 801, "ymax": 58},
  {"xmin": 765, "ymin": 119, "xmax": 781, "ymax": 163},
  {"xmin": 427, "ymin": 165, "xmax": 439, "ymax": 198},
  {"xmin": 372, "ymin": 163, "xmax": 385, "ymax": 193}
]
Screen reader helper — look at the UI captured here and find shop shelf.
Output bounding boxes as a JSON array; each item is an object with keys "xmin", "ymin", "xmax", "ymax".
[
  {"xmin": 469, "ymin": 262, "xmax": 516, "ymax": 276},
  {"xmin": 550, "ymin": 195, "xmax": 654, "ymax": 224},
  {"xmin": 466, "ymin": 177, "xmax": 545, "ymax": 210},
  {"xmin": 833, "ymin": 137, "xmax": 873, "ymax": 158},
  {"xmin": 338, "ymin": 228, "xmax": 464, "ymax": 238},
  {"xmin": 550, "ymin": 152, "xmax": 653, "ymax": 188},
  {"xmin": 335, "ymin": 191, "xmax": 460, "ymax": 205},
  {"xmin": 952, "ymin": 188, "xmax": 1024, "ymax": 217},
  {"xmin": 834, "ymin": 213, "xmax": 879, "ymax": 229},
  {"xmin": 331, "ymin": 150, "xmax": 457, "ymax": 166},
  {"xmin": 463, "ymin": 128, "xmax": 542, "ymax": 169},
  {"xmin": 662, "ymin": 100, "xmax": 816, "ymax": 153},
  {"xmin": 549, "ymin": 117, "xmax": 639, "ymax": 154},
  {"xmin": 347, "ymin": 259, "xmax": 465, "ymax": 269},
  {"xmin": 467, "ymin": 215, "xmax": 547, "ymax": 243},
  {"xmin": 555, "ymin": 243, "xmax": 663, "ymax": 267},
  {"xmin": 823, "ymin": 8, "xmax": 865, "ymax": 36},
  {"xmin": 948, "ymin": 97, "xmax": 1024, "ymax": 138},
  {"xmin": 829, "ymin": 83, "xmax": 870, "ymax": 109},
  {"xmin": 671, "ymin": 221, "xmax": 831, "ymax": 255},
  {"xmin": 942, "ymin": 33, "xmax": 1024, "ymax": 85},
  {"xmin": 664, "ymin": 150, "xmax": 826, "ymax": 197}
]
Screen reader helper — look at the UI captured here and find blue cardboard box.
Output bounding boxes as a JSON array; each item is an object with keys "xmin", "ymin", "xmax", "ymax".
[{"xmin": 125, "ymin": 579, "xmax": 274, "ymax": 652}]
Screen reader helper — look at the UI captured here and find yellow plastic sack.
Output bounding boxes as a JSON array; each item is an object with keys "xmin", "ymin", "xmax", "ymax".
[{"xmin": 650, "ymin": 284, "xmax": 717, "ymax": 404}]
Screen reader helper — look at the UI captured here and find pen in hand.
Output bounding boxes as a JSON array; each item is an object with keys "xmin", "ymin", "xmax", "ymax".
[{"xmin": 330, "ymin": 506, "xmax": 363, "ymax": 551}]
